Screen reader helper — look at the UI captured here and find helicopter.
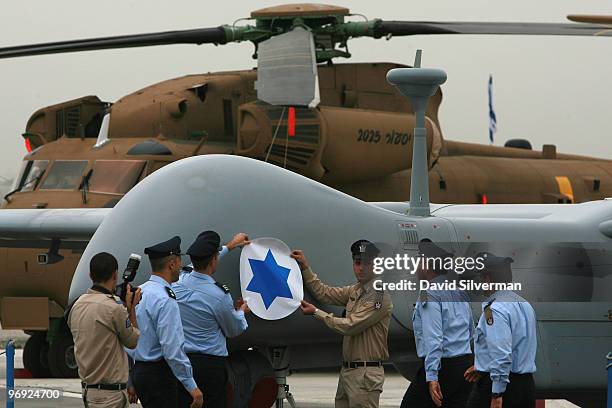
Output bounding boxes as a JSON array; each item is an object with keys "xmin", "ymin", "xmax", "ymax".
[
  {"xmin": 0, "ymin": 2, "xmax": 612, "ymax": 382},
  {"xmin": 1, "ymin": 56, "xmax": 609, "ymax": 407}
]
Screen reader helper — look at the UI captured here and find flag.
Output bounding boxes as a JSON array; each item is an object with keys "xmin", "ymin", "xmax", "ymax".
[
  {"xmin": 240, "ymin": 237, "xmax": 303, "ymax": 320},
  {"xmin": 488, "ymin": 74, "xmax": 497, "ymax": 143}
]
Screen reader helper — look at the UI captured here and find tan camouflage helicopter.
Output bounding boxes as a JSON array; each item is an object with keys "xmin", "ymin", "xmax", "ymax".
[{"xmin": 0, "ymin": 3, "xmax": 611, "ymax": 378}]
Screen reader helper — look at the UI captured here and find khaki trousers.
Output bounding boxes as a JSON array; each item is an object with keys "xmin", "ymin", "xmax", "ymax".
[
  {"xmin": 83, "ymin": 388, "xmax": 129, "ymax": 408},
  {"xmin": 335, "ymin": 366, "xmax": 385, "ymax": 408}
]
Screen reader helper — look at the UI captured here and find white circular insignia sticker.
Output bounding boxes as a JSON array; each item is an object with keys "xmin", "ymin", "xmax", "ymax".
[{"xmin": 240, "ymin": 237, "xmax": 303, "ymax": 320}]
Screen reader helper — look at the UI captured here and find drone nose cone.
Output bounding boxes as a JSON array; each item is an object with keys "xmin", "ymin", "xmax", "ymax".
[{"xmin": 386, "ymin": 68, "xmax": 447, "ymax": 98}]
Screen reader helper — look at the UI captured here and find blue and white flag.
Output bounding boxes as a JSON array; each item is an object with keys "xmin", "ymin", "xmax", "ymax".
[
  {"xmin": 240, "ymin": 237, "xmax": 303, "ymax": 320},
  {"xmin": 488, "ymin": 74, "xmax": 497, "ymax": 144}
]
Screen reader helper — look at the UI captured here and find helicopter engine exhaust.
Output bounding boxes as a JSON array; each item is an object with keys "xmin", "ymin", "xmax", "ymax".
[{"xmin": 236, "ymin": 103, "xmax": 442, "ymax": 183}]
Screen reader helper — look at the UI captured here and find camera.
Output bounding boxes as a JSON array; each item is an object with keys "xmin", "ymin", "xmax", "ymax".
[{"xmin": 115, "ymin": 253, "xmax": 141, "ymax": 302}]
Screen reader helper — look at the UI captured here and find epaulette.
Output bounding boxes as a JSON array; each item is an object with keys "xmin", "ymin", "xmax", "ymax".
[
  {"xmin": 215, "ymin": 281, "xmax": 230, "ymax": 294},
  {"xmin": 165, "ymin": 287, "xmax": 176, "ymax": 300},
  {"xmin": 107, "ymin": 294, "xmax": 123, "ymax": 305},
  {"xmin": 182, "ymin": 266, "xmax": 193, "ymax": 273},
  {"xmin": 484, "ymin": 298, "xmax": 496, "ymax": 326},
  {"xmin": 374, "ymin": 289, "xmax": 384, "ymax": 310}
]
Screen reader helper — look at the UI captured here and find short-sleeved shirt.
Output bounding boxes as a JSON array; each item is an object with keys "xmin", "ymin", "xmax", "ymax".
[{"xmin": 68, "ymin": 288, "xmax": 140, "ymax": 384}]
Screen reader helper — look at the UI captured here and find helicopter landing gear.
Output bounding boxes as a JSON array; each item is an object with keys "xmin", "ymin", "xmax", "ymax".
[
  {"xmin": 47, "ymin": 320, "xmax": 78, "ymax": 378},
  {"xmin": 22, "ymin": 332, "xmax": 51, "ymax": 378}
]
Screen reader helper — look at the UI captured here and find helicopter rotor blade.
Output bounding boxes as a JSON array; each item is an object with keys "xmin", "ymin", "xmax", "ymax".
[
  {"xmin": 567, "ymin": 15, "xmax": 612, "ymax": 25},
  {"xmin": 373, "ymin": 21, "xmax": 612, "ymax": 37},
  {"xmin": 2, "ymin": 18, "xmax": 610, "ymax": 61},
  {"xmin": 0, "ymin": 26, "xmax": 229, "ymax": 59}
]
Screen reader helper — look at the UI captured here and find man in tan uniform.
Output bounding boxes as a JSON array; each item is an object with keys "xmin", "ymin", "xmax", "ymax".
[
  {"xmin": 292, "ymin": 240, "xmax": 392, "ymax": 408},
  {"xmin": 68, "ymin": 252, "xmax": 141, "ymax": 408}
]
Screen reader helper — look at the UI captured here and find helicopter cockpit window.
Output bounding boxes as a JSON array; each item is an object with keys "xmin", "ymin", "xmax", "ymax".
[
  {"xmin": 88, "ymin": 160, "xmax": 146, "ymax": 195},
  {"xmin": 18, "ymin": 160, "xmax": 49, "ymax": 192},
  {"xmin": 40, "ymin": 160, "xmax": 88, "ymax": 190}
]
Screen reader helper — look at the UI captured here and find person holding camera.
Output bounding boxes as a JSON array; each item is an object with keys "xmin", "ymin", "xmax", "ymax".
[{"xmin": 68, "ymin": 252, "xmax": 141, "ymax": 408}]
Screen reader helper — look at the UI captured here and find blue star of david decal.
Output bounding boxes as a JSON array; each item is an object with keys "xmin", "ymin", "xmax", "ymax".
[{"xmin": 247, "ymin": 250, "xmax": 293, "ymax": 309}]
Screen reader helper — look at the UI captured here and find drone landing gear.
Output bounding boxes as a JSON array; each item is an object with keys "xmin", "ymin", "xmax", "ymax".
[{"xmin": 270, "ymin": 347, "xmax": 296, "ymax": 408}]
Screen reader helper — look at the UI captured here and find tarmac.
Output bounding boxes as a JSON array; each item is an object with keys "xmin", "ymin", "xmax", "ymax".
[{"xmin": 0, "ymin": 348, "xmax": 583, "ymax": 408}]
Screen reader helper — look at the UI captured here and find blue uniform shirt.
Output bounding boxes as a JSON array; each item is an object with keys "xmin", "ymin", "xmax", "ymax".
[
  {"xmin": 128, "ymin": 275, "xmax": 197, "ymax": 392},
  {"xmin": 474, "ymin": 290, "xmax": 537, "ymax": 393},
  {"xmin": 173, "ymin": 271, "xmax": 248, "ymax": 356},
  {"xmin": 178, "ymin": 246, "xmax": 228, "ymax": 283},
  {"xmin": 412, "ymin": 275, "xmax": 474, "ymax": 381}
]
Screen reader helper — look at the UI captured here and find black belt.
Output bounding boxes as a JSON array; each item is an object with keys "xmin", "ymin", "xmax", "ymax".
[
  {"xmin": 342, "ymin": 361, "xmax": 383, "ymax": 368},
  {"xmin": 187, "ymin": 352, "xmax": 227, "ymax": 360},
  {"xmin": 81, "ymin": 382, "xmax": 127, "ymax": 390},
  {"xmin": 135, "ymin": 359, "xmax": 165, "ymax": 365},
  {"xmin": 441, "ymin": 354, "xmax": 473, "ymax": 364}
]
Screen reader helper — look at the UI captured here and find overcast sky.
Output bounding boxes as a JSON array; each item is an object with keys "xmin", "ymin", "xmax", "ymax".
[{"xmin": 1, "ymin": 0, "xmax": 611, "ymax": 180}]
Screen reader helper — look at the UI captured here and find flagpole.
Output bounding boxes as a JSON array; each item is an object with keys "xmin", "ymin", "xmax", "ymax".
[{"xmin": 488, "ymin": 74, "xmax": 497, "ymax": 145}]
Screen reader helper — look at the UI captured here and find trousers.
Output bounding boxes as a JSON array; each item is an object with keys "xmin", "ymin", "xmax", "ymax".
[
  {"xmin": 401, "ymin": 354, "xmax": 473, "ymax": 408},
  {"xmin": 466, "ymin": 372, "xmax": 535, "ymax": 408},
  {"xmin": 335, "ymin": 365, "xmax": 385, "ymax": 408},
  {"xmin": 83, "ymin": 388, "xmax": 128, "ymax": 408},
  {"xmin": 177, "ymin": 353, "xmax": 228, "ymax": 408},
  {"xmin": 133, "ymin": 360, "xmax": 179, "ymax": 408}
]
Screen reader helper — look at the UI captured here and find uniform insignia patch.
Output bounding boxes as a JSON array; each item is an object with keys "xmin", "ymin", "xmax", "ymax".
[
  {"xmin": 375, "ymin": 301, "xmax": 382, "ymax": 310},
  {"xmin": 484, "ymin": 298, "xmax": 495, "ymax": 325},
  {"xmin": 485, "ymin": 307, "xmax": 494, "ymax": 325},
  {"xmin": 215, "ymin": 281, "xmax": 230, "ymax": 294},
  {"xmin": 126, "ymin": 318, "xmax": 131, "ymax": 328},
  {"xmin": 165, "ymin": 287, "xmax": 176, "ymax": 300}
]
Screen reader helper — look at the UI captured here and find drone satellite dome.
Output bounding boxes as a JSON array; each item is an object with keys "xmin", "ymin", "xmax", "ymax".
[
  {"xmin": 386, "ymin": 68, "xmax": 448, "ymax": 99},
  {"xmin": 386, "ymin": 51, "xmax": 447, "ymax": 217}
]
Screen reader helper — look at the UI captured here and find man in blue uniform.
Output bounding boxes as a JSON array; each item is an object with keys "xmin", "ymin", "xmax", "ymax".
[
  {"xmin": 401, "ymin": 240, "xmax": 474, "ymax": 408},
  {"xmin": 130, "ymin": 236, "xmax": 203, "ymax": 408},
  {"xmin": 178, "ymin": 232, "xmax": 249, "ymax": 279},
  {"xmin": 174, "ymin": 231, "xmax": 250, "ymax": 408},
  {"xmin": 464, "ymin": 253, "xmax": 537, "ymax": 408}
]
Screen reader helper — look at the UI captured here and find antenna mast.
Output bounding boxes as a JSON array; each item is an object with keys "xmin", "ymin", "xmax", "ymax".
[{"xmin": 386, "ymin": 50, "xmax": 446, "ymax": 217}]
